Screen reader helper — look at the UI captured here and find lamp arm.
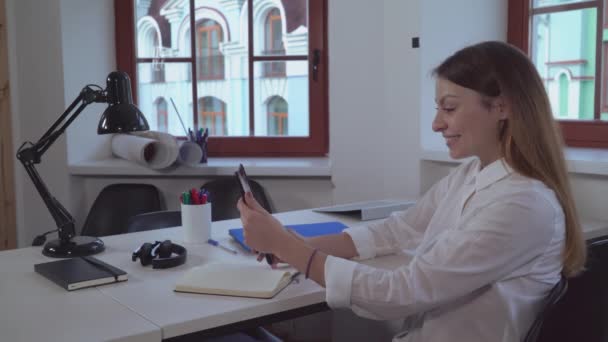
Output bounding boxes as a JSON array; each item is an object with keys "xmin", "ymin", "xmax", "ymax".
[
  {"xmin": 36, "ymin": 86, "xmax": 106, "ymax": 156},
  {"xmin": 16, "ymin": 86, "xmax": 106, "ymax": 241},
  {"xmin": 19, "ymin": 159, "xmax": 76, "ymax": 240}
]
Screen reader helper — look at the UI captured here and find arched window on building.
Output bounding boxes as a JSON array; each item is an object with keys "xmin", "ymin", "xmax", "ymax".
[
  {"xmin": 199, "ymin": 97, "xmax": 227, "ymax": 136},
  {"xmin": 196, "ymin": 19, "xmax": 224, "ymax": 80},
  {"xmin": 155, "ymin": 97, "xmax": 169, "ymax": 132},
  {"xmin": 264, "ymin": 8, "xmax": 286, "ymax": 77},
  {"xmin": 559, "ymin": 73, "xmax": 569, "ymax": 117},
  {"xmin": 184, "ymin": 28, "xmax": 192, "ymax": 81},
  {"xmin": 267, "ymin": 96, "xmax": 288, "ymax": 136},
  {"xmin": 150, "ymin": 32, "xmax": 165, "ymax": 83}
]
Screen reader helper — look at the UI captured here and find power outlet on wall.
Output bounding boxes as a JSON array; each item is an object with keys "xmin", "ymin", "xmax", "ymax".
[{"xmin": 412, "ymin": 37, "xmax": 420, "ymax": 48}]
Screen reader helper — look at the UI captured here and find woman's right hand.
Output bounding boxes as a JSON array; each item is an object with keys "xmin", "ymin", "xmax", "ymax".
[
  {"xmin": 237, "ymin": 192, "xmax": 290, "ymax": 256},
  {"xmin": 255, "ymin": 229, "xmax": 307, "ymax": 266}
]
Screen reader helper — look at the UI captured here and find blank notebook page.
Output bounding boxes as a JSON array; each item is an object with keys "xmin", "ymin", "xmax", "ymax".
[{"xmin": 175, "ymin": 263, "xmax": 293, "ymax": 298}]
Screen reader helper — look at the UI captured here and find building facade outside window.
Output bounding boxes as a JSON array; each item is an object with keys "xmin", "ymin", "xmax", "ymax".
[
  {"xmin": 267, "ymin": 95, "xmax": 288, "ymax": 136},
  {"xmin": 509, "ymin": 0, "xmax": 608, "ymax": 147},
  {"xmin": 155, "ymin": 97, "xmax": 168, "ymax": 132},
  {"xmin": 263, "ymin": 8, "xmax": 286, "ymax": 77},
  {"xmin": 199, "ymin": 96, "xmax": 227, "ymax": 136},
  {"xmin": 197, "ymin": 19, "xmax": 224, "ymax": 80},
  {"xmin": 115, "ymin": 0, "xmax": 328, "ymax": 156}
]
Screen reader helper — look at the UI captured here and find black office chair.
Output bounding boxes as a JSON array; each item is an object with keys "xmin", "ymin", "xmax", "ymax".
[
  {"xmin": 527, "ymin": 236, "xmax": 608, "ymax": 342},
  {"xmin": 201, "ymin": 177, "xmax": 274, "ymax": 221},
  {"xmin": 81, "ymin": 184, "xmax": 163, "ymax": 237},
  {"xmin": 127, "ymin": 210, "xmax": 181, "ymax": 233},
  {"xmin": 523, "ymin": 276, "xmax": 568, "ymax": 342}
]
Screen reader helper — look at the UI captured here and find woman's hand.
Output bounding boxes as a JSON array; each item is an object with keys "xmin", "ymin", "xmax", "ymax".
[
  {"xmin": 256, "ymin": 229, "xmax": 308, "ymax": 266},
  {"xmin": 237, "ymin": 192, "xmax": 290, "ymax": 256}
]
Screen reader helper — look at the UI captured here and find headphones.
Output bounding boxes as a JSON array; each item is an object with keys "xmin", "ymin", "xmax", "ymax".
[{"xmin": 132, "ymin": 240, "xmax": 187, "ymax": 269}]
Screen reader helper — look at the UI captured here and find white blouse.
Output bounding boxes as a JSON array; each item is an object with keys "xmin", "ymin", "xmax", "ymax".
[{"xmin": 324, "ymin": 158, "xmax": 565, "ymax": 342}]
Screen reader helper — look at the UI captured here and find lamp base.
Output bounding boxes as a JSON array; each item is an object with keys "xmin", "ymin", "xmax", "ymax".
[{"xmin": 42, "ymin": 236, "xmax": 105, "ymax": 258}]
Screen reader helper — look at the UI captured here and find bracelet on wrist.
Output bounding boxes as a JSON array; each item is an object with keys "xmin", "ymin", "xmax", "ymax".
[{"xmin": 305, "ymin": 248, "xmax": 319, "ymax": 279}]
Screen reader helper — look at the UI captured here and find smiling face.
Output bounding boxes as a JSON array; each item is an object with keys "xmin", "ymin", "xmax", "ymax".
[{"xmin": 433, "ymin": 78, "xmax": 507, "ymax": 168}]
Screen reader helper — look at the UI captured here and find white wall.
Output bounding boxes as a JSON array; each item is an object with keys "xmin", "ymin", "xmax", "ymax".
[
  {"xmin": 8, "ymin": 0, "xmax": 69, "ymax": 247},
  {"xmin": 61, "ymin": 0, "xmax": 115, "ymax": 165},
  {"xmin": 329, "ymin": 0, "xmax": 421, "ymax": 203},
  {"xmin": 420, "ymin": 0, "xmax": 508, "ymax": 152},
  {"xmin": 382, "ymin": 0, "xmax": 421, "ymax": 198},
  {"xmin": 60, "ymin": 0, "xmax": 116, "ymax": 228}
]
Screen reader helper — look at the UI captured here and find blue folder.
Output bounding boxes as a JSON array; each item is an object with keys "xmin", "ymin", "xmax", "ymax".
[{"xmin": 228, "ymin": 221, "xmax": 348, "ymax": 252}]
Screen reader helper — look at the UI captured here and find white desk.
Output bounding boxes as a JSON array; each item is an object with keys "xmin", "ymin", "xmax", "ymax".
[
  {"xmin": 0, "ymin": 245, "xmax": 162, "ymax": 342},
  {"xmin": 2, "ymin": 209, "xmax": 608, "ymax": 342},
  {"xmin": 93, "ymin": 209, "xmax": 363, "ymax": 341}
]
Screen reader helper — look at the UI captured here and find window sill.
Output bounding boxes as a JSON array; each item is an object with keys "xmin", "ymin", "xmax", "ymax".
[
  {"xmin": 420, "ymin": 147, "xmax": 608, "ymax": 177},
  {"xmin": 68, "ymin": 157, "xmax": 332, "ymax": 177}
]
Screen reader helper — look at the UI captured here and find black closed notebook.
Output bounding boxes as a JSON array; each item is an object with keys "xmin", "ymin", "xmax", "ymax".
[{"xmin": 34, "ymin": 256, "xmax": 128, "ymax": 291}]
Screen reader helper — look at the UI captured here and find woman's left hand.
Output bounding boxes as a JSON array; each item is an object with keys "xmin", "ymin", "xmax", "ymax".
[{"xmin": 237, "ymin": 192, "xmax": 289, "ymax": 254}]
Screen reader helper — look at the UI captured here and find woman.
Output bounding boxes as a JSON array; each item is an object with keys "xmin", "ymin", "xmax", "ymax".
[{"xmin": 238, "ymin": 41, "xmax": 586, "ymax": 341}]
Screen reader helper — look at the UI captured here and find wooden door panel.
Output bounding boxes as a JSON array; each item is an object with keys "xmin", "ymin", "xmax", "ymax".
[{"xmin": 0, "ymin": 0, "xmax": 17, "ymax": 250}]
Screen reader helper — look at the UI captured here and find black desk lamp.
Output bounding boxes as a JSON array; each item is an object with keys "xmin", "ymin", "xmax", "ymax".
[{"xmin": 16, "ymin": 71, "xmax": 149, "ymax": 258}]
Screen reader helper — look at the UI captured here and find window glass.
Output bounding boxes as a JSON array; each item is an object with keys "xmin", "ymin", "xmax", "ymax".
[
  {"xmin": 530, "ymin": 8, "xmax": 597, "ymax": 120},
  {"xmin": 136, "ymin": 62, "xmax": 194, "ymax": 137},
  {"xmin": 254, "ymin": 0, "xmax": 308, "ymax": 56},
  {"xmin": 267, "ymin": 96, "xmax": 288, "ymax": 136},
  {"xmin": 198, "ymin": 97, "xmax": 227, "ymax": 136},
  {"xmin": 196, "ymin": 19, "xmax": 224, "ymax": 80},
  {"xmin": 155, "ymin": 98, "xmax": 169, "ymax": 132},
  {"xmin": 532, "ymin": 0, "xmax": 588, "ymax": 9},
  {"xmin": 254, "ymin": 60, "xmax": 308, "ymax": 137},
  {"xmin": 135, "ymin": 0, "xmax": 190, "ymax": 58},
  {"xmin": 120, "ymin": 0, "xmax": 327, "ymax": 155}
]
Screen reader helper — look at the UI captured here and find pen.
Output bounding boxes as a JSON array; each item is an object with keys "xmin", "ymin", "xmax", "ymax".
[
  {"xmin": 207, "ymin": 239, "xmax": 238, "ymax": 255},
  {"xmin": 190, "ymin": 188, "xmax": 200, "ymax": 205},
  {"xmin": 170, "ymin": 97, "xmax": 189, "ymax": 137},
  {"xmin": 182, "ymin": 192, "xmax": 191, "ymax": 205}
]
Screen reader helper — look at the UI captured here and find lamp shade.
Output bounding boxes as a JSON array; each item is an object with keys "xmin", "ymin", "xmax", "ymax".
[{"xmin": 97, "ymin": 71, "xmax": 149, "ymax": 134}]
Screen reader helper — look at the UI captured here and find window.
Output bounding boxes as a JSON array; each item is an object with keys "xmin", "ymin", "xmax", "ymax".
[
  {"xmin": 155, "ymin": 97, "xmax": 169, "ymax": 132},
  {"xmin": 199, "ymin": 96, "xmax": 227, "ymax": 136},
  {"xmin": 197, "ymin": 19, "xmax": 224, "ymax": 80},
  {"xmin": 267, "ymin": 96, "xmax": 288, "ymax": 135},
  {"xmin": 152, "ymin": 59, "xmax": 165, "ymax": 83},
  {"xmin": 263, "ymin": 8, "xmax": 286, "ymax": 77},
  {"xmin": 508, "ymin": 0, "xmax": 608, "ymax": 147},
  {"xmin": 115, "ymin": 0, "xmax": 328, "ymax": 156}
]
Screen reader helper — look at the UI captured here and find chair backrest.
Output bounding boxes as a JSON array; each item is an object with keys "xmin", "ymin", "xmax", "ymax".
[
  {"xmin": 532, "ymin": 236, "xmax": 608, "ymax": 342},
  {"xmin": 523, "ymin": 276, "xmax": 568, "ymax": 342},
  {"xmin": 81, "ymin": 184, "xmax": 163, "ymax": 237},
  {"xmin": 127, "ymin": 210, "xmax": 182, "ymax": 233},
  {"xmin": 201, "ymin": 177, "xmax": 273, "ymax": 221}
]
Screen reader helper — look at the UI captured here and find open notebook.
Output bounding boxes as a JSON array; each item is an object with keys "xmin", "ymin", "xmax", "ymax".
[{"xmin": 174, "ymin": 263, "xmax": 299, "ymax": 299}]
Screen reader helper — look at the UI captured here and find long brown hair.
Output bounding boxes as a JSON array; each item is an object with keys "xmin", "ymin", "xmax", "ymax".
[{"xmin": 434, "ymin": 41, "xmax": 585, "ymax": 277}]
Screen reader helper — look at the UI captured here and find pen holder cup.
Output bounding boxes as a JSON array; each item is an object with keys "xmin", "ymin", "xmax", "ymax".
[
  {"xmin": 181, "ymin": 203, "xmax": 211, "ymax": 244},
  {"xmin": 178, "ymin": 141, "xmax": 203, "ymax": 166}
]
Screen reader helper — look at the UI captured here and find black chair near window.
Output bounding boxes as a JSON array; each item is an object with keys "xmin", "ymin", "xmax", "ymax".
[
  {"xmin": 80, "ymin": 184, "xmax": 163, "ymax": 237},
  {"xmin": 201, "ymin": 177, "xmax": 274, "ymax": 221},
  {"xmin": 127, "ymin": 210, "xmax": 181, "ymax": 233},
  {"xmin": 526, "ymin": 236, "xmax": 608, "ymax": 342}
]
